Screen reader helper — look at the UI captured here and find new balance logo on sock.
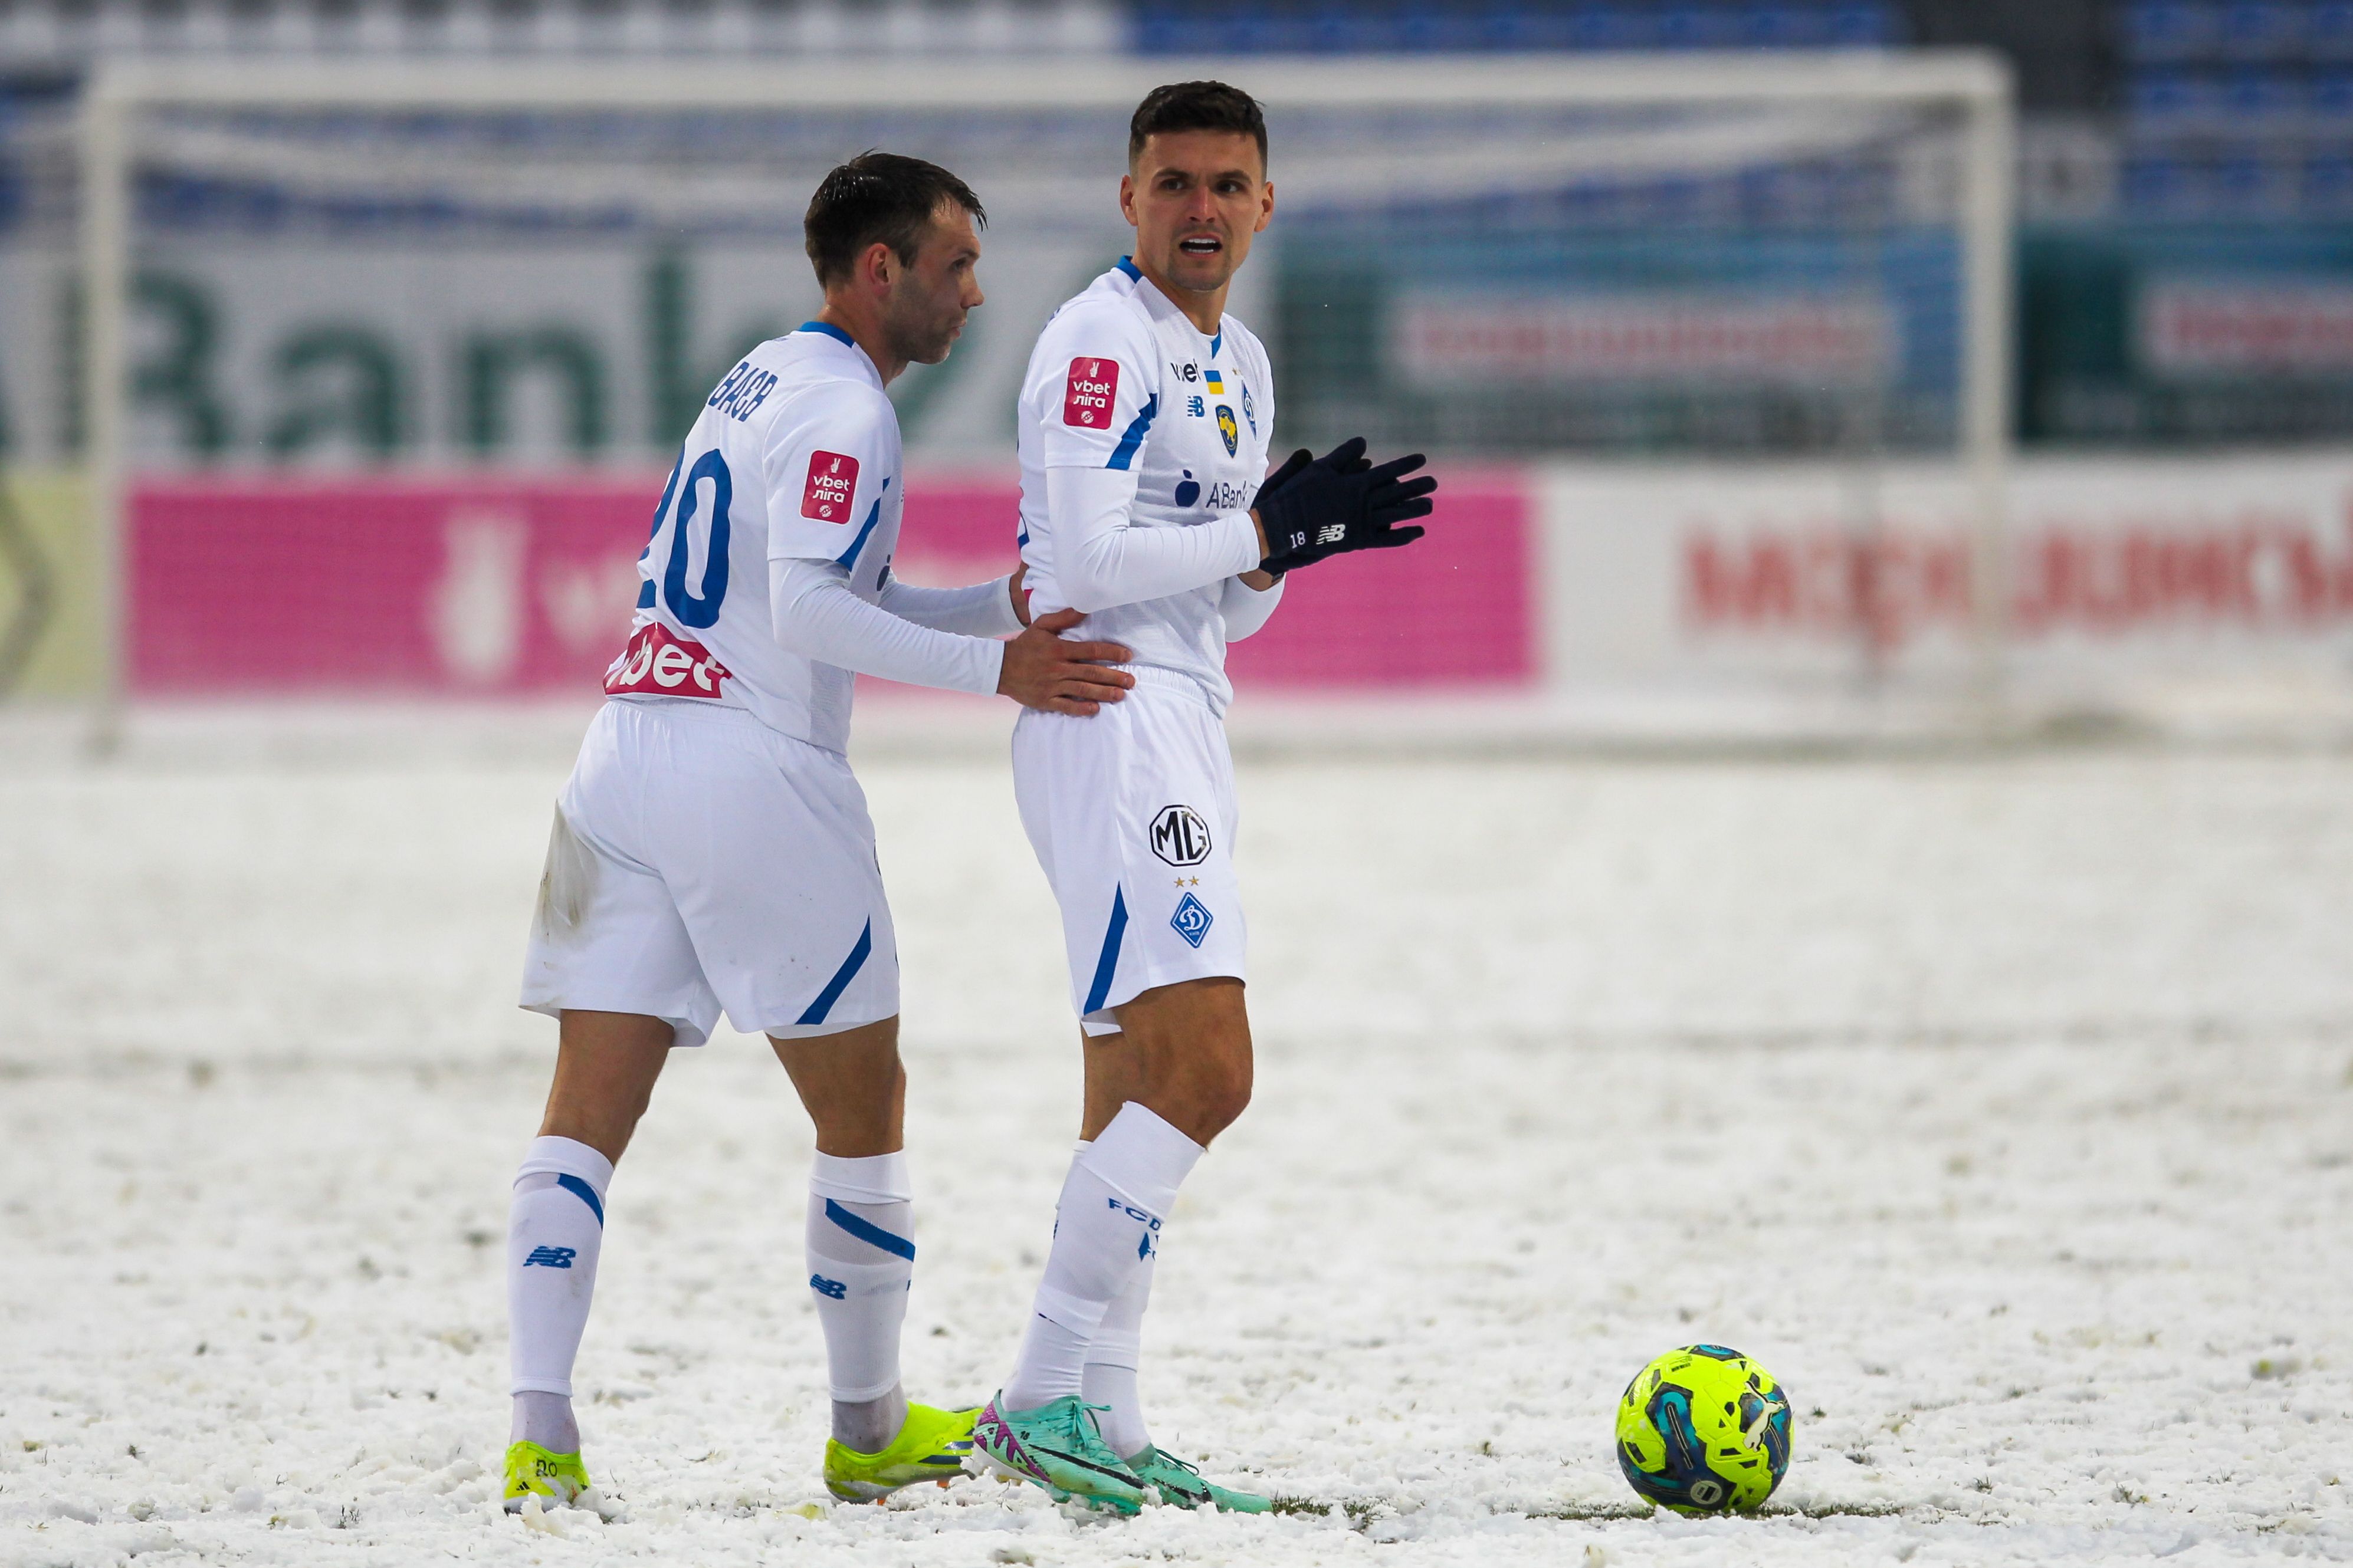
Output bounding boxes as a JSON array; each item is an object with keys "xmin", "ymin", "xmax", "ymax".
[
  {"xmin": 522, "ymin": 1246, "xmax": 577, "ymax": 1269},
  {"xmin": 810, "ymin": 1274, "xmax": 848, "ymax": 1300}
]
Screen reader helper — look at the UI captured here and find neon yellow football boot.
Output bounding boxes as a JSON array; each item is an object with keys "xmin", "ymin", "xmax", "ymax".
[
  {"xmin": 502, "ymin": 1439, "xmax": 592, "ymax": 1511},
  {"xmin": 823, "ymin": 1402, "xmax": 980, "ymax": 1502}
]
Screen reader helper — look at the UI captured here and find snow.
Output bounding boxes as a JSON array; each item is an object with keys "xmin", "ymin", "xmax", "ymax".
[{"xmin": 4, "ymin": 728, "xmax": 2351, "ymax": 1565}]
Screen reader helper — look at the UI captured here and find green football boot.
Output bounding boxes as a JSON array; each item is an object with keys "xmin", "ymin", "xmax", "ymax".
[
  {"xmin": 501, "ymin": 1440, "xmax": 591, "ymax": 1512},
  {"xmin": 824, "ymin": 1401, "xmax": 980, "ymax": 1502},
  {"xmin": 970, "ymin": 1395, "xmax": 1148, "ymax": 1515},
  {"xmin": 1125, "ymin": 1445, "xmax": 1275, "ymax": 1513}
]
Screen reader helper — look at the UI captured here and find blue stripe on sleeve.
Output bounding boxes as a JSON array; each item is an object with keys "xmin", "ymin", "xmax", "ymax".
[
  {"xmin": 836, "ymin": 498, "xmax": 883, "ymax": 569},
  {"xmin": 1107, "ymin": 396, "xmax": 1158, "ymax": 471}
]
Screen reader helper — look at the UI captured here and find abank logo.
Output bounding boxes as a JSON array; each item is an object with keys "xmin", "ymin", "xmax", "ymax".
[{"xmin": 1149, "ymin": 803, "xmax": 1212, "ymax": 866}]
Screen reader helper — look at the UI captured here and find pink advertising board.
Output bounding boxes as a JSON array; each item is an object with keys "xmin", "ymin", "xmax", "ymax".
[{"xmin": 129, "ymin": 474, "xmax": 1535, "ymax": 698}]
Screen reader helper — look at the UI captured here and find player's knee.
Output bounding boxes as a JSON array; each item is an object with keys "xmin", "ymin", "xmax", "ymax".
[
  {"xmin": 1180, "ymin": 1056, "xmax": 1252, "ymax": 1141},
  {"xmin": 1200, "ymin": 1076, "xmax": 1252, "ymax": 1139}
]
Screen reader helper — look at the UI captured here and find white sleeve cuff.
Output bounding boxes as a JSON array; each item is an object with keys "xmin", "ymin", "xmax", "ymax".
[{"xmin": 1219, "ymin": 571, "xmax": 1285, "ymax": 641}]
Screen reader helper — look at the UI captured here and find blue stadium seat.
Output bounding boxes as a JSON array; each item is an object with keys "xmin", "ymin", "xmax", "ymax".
[
  {"xmin": 1130, "ymin": 0, "xmax": 1904, "ymax": 58},
  {"xmin": 2302, "ymin": 150, "xmax": 2353, "ymax": 212},
  {"xmin": 2121, "ymin": 152, "xmax": 2200, "ymax": 215},
  {"xmin": 2129, "ymin": 70, "xmax": 2219, "ymax": 130},
  {"xmin": 2312, "ymin": 68, "xmax": 2353, "ymax": 125},
  {"xmin": 2121, "ymin": 2, "xmax": 2221, "ymax": 64},
  {"xmin": 2316, "ymin": 2, "xmax": 2353, "ymax": 61},
  {"xmin": 2217, "ymin": 2, "xmax": 2303, "ymax": 61},
  {"xmin": 2220, "ymin": 68, "xmax": 2302, "ymax": 129}
]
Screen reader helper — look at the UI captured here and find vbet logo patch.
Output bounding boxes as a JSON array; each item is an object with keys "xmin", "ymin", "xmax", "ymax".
[
  {"xmin": 802, "ymin": 450, "xmax": 859, "ymax": 522},
  {"xmin": 1065, "ymin": 357, "xmax": 1120, "ymax": 429},
  {"xmin": 1170, "ymin": 891, "xmax": 1214, "ymax": 949},
  {"xmin": 605, "ymin": 621, "xmax": 733, "ymax": 699}
]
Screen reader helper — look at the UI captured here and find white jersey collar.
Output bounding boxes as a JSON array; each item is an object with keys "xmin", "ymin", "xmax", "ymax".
[
  {"xmin": 1114, "ymin": 258, "xmax": 1223, "ymax": 351},
  {"xmin": 795, "ymin": 320, "xmax": 886, "ymax": 392}
]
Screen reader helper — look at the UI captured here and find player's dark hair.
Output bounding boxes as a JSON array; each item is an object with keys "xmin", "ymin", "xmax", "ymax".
[
  {"xmin": 803, "ymin": 151, "xmax": 986, "ymax": 289},
  {"xmin": 1128, "ymin": 80, "xmax": 1268, "ymax": 170}
]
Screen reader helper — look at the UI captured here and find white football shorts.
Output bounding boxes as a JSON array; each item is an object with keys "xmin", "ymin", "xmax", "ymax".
[
  {"xmin": 520, "ymin": 698, "xmax": 898, "ymax": 1048},
  {"xmin": 1012, "ymin": 672, "xmax": 1246, "ymax": 1036}
]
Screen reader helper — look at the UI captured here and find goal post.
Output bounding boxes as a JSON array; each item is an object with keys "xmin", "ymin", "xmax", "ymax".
[{"xmin": 67, "ymin": 50, "xmax": 2016, "ymax": 742}]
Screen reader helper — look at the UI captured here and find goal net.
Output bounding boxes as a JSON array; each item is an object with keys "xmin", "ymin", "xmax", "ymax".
[{"xmin": 12, "ymin": 55, "xmax": 2013, "ymax": 732}]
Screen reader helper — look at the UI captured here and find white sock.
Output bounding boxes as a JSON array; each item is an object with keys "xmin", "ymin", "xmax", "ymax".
[
  {"xmin": 806, "ymin": 1151, "xmax": 914, "ymax": 1451},
  {"xmin": 1003, "ymin": 1104, "xmax": 1200, "ymax": 1412},
  {"xmin": 1070, "ymin": 1138, "xmax": 1156, "ymax": 1459},
  {"xmin": 506, "ymin": 1135, "xmax": 612, "ymax": 1452}
]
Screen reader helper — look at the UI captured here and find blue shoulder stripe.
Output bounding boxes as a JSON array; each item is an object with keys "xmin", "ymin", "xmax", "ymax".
[
  {"xmin": 835, "ymin": 476, "xmax": 891, "ymax": 570},
  {"xmin": 1107, "ymin": 396, "xmax": 1158, "ymax": 471}
]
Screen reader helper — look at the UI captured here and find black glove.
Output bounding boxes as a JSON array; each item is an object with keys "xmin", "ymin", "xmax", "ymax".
[{"xmin": 1254, "ymin": 439, "xmax": 1437, "ymax": 574}]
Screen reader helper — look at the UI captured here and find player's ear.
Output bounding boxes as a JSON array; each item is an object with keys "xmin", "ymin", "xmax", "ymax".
[
  {"xmin": 1255, "ymin": 180, "xmax": 1274, "ymax": 234},
  {"xmin": 863, "ymin": 239, "xmax": 896, "ymax": 293},
  {"xmin": 1118, "ymin": 172, "xmax": 1138, "ymax": 228}
]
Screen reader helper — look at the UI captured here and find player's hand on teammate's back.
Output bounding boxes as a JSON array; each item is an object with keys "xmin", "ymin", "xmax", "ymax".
[
  {"xmin": 1252, "ymin": 438, "xmax": 1438, "ymax": 575},
  {"xmin": 999, "ymin": 608, "xmax": 1134, "ymax": 715}
]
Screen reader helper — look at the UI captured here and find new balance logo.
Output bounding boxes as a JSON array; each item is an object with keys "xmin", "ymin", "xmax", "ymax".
[
  {"xmin": 1315, "ymin": 523, "xmax": 1346, "ymax": 545},
  {"xmin": 522, "ymin": 1246, "xmax": 576, "ymax": 1269},
  {"xmin": 810, "ymin": 1274, "xmax": 848, "ymax": 1300}
]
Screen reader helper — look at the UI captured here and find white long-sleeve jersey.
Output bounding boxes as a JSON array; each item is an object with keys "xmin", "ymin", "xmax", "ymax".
[
  {"xmin": 1015, "ymin": 258, "xmax": 1284, "ymax": 715},
  {"xmin": 605, "ymin": 322, "xmax": 1019, "ymax": 753}
]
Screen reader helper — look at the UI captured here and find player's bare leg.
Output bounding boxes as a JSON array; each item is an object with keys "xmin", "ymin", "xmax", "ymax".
[
  {"xmin": 1105, "ymin": 977, "xmax": 1252, "ymax": 1146},
  {"xmin": 539, "ymin": 1010, "xmax": 674, "ymax": 1163}
]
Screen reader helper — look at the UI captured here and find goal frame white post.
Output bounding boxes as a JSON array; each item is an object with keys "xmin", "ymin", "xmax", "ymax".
[{"xmin": 76, "ymin": 51, "xmax": 2016, "ymax": 743}]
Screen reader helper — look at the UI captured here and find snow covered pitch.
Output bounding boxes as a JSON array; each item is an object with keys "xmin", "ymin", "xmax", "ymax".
[{"xmin": 4, "ymin": 734, "xmax": 2349, "ymax": 1564}]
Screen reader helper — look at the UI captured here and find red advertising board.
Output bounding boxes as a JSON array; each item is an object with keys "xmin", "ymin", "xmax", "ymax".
[{"xmin": 129, "ymin": 473, "xmax": 1535, "ymax": 698}]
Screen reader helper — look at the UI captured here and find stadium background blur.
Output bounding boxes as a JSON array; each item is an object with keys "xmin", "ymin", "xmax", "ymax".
[{"xmin": 5, "ymin": 1, "xmax": 2353, "ymax": 741}]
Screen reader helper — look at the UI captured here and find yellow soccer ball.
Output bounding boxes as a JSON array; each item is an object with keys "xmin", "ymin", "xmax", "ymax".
[{"xmin": 1614, "ymin": 1345, "xmax": 1793, "ymax": 1514}]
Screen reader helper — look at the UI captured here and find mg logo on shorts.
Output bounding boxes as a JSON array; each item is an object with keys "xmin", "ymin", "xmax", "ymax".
[
  {"xmin": 1148, "ymin": 804, "xmax": 1212, "ymax": 867},
  {"xmin": 1170, "ymin": 891, "xmax": 1213, "ymax": 949}
]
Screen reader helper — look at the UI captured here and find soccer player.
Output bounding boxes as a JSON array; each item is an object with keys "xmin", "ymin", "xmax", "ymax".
[
  {"xmin": 969, "ymin": 83, "xmax": 1438, "ymax": 1513},
  {"xmin": 500, "ymin": 153, "xmax": 1134, "ymax": 1513}
]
